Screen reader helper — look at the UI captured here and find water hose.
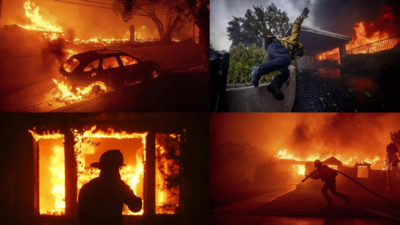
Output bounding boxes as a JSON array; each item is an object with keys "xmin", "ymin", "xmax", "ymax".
[{"xmin": 336, "ymin": 171, "xmax": 400, "ymax": 207}]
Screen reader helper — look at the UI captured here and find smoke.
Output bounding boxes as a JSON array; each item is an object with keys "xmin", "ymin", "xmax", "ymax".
[
  {"xmin": 211, "ymin": 113, "xmax": 400, "ymax": 169},
  {"xmin": 41, "ymin": 38, "xmax": 68, "ymax": 68},
  {"xmin": 210, "ymin": 0, "xmax": 399, "ymax": 50}
]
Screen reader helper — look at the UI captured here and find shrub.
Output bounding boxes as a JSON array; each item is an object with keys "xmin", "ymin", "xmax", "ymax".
[{"xmin": 227, "ymin": 43, "xmax": 279, "ymax": 84}]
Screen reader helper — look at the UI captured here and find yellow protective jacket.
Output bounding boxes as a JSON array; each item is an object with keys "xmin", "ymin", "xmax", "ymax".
[{"xmin": 277, "ymin": 18, "xmax": 305, "ymax": 60}]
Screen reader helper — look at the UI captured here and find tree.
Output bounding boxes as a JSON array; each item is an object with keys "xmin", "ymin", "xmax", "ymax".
[
  {"xmin": 116, "ymin": 0, "xmax": 209, "ymax": 72},
  {"xmin": 227, "ymin": 3, "xmax": 289, "ymax": 50},
  {"xmin": 385, "ymin": 130, "xmax": 400, "ymax": 192},
  {"xmin": 113, "ymin": 0, "xmax": 186, "ymax": 43}
]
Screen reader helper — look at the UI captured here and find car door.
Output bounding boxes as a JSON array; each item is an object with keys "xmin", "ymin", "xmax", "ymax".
[
  {"xmin": 98, "ymin": 56, "xmax": 125, "ymax": 90},
  {"xmin": 82, "ymin": 59, "xmax": 100, "ymax": 83},
  {"xmin": 119, "ymin": 55, "xmax": 146, "ymax": 85}
]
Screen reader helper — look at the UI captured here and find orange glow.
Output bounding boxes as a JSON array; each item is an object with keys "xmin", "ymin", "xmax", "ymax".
[
  {"xmin": 29, "ymin": 130, "xmax": 65, "ymax": 215},
  {"xmin": 155, "ymin": 133, "xmax": 180, "ymax": 214},
  {"xmin": 19, "ymin": 1, "xmax": 62, "ymax": 32},
  {"xmin": 345, "ymin": 22, "xmax": 389, "ymax": 51},
  {"xmin": 317, "ymin": 48, "xmax": 340, "ymax": 65},
  {"xmin": 275, "ymin": 149, "xmax": 381, "ymax": 167},
  {"xmin": 345, "ymin": 6, "xmax": 395, "ymax": 52},
  {"xmin": 74, "ymin": 126, "xmax": 147, "ymax": 215},
  {"xmin": 292, "ymin": 165, "xmax": 305, "ymax": 175},
  {"xmin": 52, "ymin": 79, "xmax": 107, "ymax": 102}
]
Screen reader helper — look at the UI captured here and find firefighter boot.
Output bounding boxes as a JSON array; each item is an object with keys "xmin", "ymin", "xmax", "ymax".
[
  {"xmin": 251, "ymin": 66, "xmax": 261, "ymax": 87},
  {"xmin": 267, "ymin": 83, "xmax": 285, "ymax": 100}
]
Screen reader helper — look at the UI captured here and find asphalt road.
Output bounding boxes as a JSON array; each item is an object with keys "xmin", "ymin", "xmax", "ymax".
[{"xmin": 292, "ymin": 68, "xmax": 400, "ymax": 112}]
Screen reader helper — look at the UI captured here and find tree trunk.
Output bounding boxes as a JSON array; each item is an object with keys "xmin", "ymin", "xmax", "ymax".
[
  {"xmin": 149, "ymin": 13, "xmax": 165, "ymax": 41},
  {"xmin": 194, "ymin": 6, "xmax": 209, "ymax": 72},
  {"xmin": 162, "ymin": 13, "xmax": 182, "ymax": 42}
]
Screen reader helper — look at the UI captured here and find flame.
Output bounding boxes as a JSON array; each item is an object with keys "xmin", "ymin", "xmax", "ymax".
[
  {"xmin": 292, "ymin": 165, "xmax": 305, "ymax": 175},
  {"xmin": 74, "ymin": 126, "xmax": 147, "ymax": 215},
  {"xmin": 19, "ymin": 1, "xmax": 62, "ymax": 32},
  {"xmin": 29, "ymin": 130, "xmax": 65, "ymax": 215},
  {"xmin": 274, "ymin": 149, "xmax": 381, "ymax": 167},
  {"xmin": 30, "ymin": 127, "xmax": 180, "ymax": 216},
  {"xmin": 346, "ymin": 22, "xmax": 389, "ymax": 50},
  {"xmin": 317, "ymin": 48, "xmax": 340, "ymax": 64},
  {"xmin": 50, "ymin": 146, "xmax": 66, "ymax": 215},
  {"xmin": 52, "ymin": 79, "xmax": 107, "ymax": 102},
  {"xmin": 345, "ymin": 5, "xmax": 394, "ymax": 51},
  {"xmin": 155, "ymin": 134, "xmax": 180, "ymax": 214}
]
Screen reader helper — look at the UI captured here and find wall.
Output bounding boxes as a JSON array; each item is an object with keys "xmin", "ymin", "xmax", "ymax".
[{"xmin": 224, "ymin": 63, "xmax": 296, "ymax": 112}]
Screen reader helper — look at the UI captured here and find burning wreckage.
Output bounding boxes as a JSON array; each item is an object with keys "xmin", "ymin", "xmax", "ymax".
[
  {"xmin": 2, "ymin": 0, "xmax": 165, "ymax": 105},
  {"xmin": 53, "ymin": 49, "xmax": 161, "ymax": 102}
]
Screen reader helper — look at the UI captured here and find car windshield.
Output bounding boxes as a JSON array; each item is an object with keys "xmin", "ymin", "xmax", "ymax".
[{"xmin": 63, "ymin": 57, "xmax": 80, "ymax": 73}]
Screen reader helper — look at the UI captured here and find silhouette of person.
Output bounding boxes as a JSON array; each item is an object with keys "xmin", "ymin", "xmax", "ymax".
[
  {"xmin": 78, "ymin": 150, "xmax": 142, "ymax": 225},
  {"xmin": 311, "ymin": 160, "xmax": 351, "ymax": 208}
]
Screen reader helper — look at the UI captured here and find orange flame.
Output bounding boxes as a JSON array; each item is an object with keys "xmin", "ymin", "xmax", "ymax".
[
  {"xmin": 19, "ymin": 1, "xmax": 63, "ymax": 32},
  {"xmin": 74, "ymin": 126, "xmax": 147, "ymax": 215},
  {"xmin": 274, "ymin": 149, "xmax": 382, "ymax": 167},
  {"xmin": 52, "ymin": 79, "xmax": 107, "ymax": 102}
]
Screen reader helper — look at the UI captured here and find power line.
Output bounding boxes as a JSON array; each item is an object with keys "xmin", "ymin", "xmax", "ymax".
[{"xmin": 53, "ymin": 0, "xmax": 124, "ymax": 10}]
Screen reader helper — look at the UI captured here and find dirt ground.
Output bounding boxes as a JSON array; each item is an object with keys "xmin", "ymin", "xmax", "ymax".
[
  {"xmin": 211, "ymin": 182, "xmax": 283, "ymax": 209},
  {"xmin": 247, "ymin": 188, "xmax": 400, "ymax": 219},
  {"xmin": 0, "ymin": 42, "xmax": 206, "ymax": 112}
]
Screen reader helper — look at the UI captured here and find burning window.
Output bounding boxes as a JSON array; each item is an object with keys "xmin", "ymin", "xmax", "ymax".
[
  {"xmin": 155, "ymin": 134, "xmax": 180, "ymax": 214},
  {"xmin": 292, "ymin": 164, "xmax": 305, "ymax": 176},
  {"xmin": 84, "ymin": 60, "xmax": 100, "ymax": 72},
  {"xmin": 63, "ymin": 58, "xmax": 80, "ymax": 73},
  {"xmin": 29, "ymin": 130, "xmax": 65, "ymax": 215},
  {"xmin": 357, "ymin": 166, "xmax": 369, "ymax": 178},
  {"xmin": 74, "ymin": 127, "xmax": 147, "ymax": 215},
  {"xmin": 120, "ymin": 56, "xmax": 138, "ymax": 66},
  {"xmin": 102, "ymin": 57, "xmax": 120, "ymax": 69},
  {"xmin": 30, "ymin": 127, "xmax": 182, "ymax": 217}
]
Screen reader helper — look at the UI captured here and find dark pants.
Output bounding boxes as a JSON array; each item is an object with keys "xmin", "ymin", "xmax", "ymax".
[
  {"xmin": 258, "ymin": 41, "xmax": 291, "ymax": 88},
  {"xmin": 322, "ymin": 178, "xmax": 349, "ymax": 203}
]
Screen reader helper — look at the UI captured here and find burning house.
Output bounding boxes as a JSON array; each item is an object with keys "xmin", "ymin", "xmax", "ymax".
[
  {"xmin": 269, "ymin": 156, "xmax": 388, "ymax": 192},
  {"xmin": 0, "ymin": 113, "xmax": 209, "ymax": 225}
]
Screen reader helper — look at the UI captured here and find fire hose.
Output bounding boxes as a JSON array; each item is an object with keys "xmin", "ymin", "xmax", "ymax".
[
  {"xmin": 336, "ymin": 171, "xmax": 400, "ymax": 207},
  {"xmin": 303, "ymin": 170, "xmax": 400, "ymax": 207}
]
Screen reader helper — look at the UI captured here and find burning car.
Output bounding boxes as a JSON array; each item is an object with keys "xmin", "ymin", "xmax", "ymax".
[{"xmin": 58, "ymin": 48, "xmax": 160, "ymax": 95}]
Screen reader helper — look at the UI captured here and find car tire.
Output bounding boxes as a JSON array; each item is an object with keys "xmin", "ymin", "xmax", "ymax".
[{"xmin": 150, "ymin": 65, "xmax": 161, "ymax": 79}]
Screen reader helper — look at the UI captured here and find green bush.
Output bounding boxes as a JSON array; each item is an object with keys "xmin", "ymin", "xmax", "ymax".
[{"xmin": 227, "ymin": 43, "xmax": 279, "ymax": 84}]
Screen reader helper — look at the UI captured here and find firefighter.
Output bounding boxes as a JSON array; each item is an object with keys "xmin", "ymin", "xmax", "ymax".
[
  {"xmin": 251, "ymin": 7, "xmax": 308, "ymax": 100},
  {"xmin": 78, "ymin": 150, "xmax": 142, "ymax": 225},
  {"xmin": 310, "ymin": 160, "xmax": 351, "ymax": 208}
]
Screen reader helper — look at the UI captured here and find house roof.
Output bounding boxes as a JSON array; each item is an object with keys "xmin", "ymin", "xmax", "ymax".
[
  {"xmin": 355, "ymin": 161, "xmax": 372, "ymax": 166},
  {"xmin": 323, "ymin": 156, "xmax": 343, "ymax": 166}
]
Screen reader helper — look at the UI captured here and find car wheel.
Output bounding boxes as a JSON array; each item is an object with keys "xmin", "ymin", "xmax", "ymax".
[
  {"xmin": 86, "ymin": 81, "xmax": 108, "ymax": 96},
  {"xmin": 150, "ymin": 65, "xmax": 160, "ymax": 79}
]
